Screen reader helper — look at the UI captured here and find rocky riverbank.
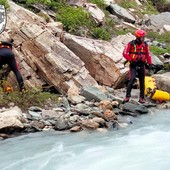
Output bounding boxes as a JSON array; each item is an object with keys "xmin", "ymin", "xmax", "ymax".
[
  {"xmin": 1, "ymin": 86, "xmax": 169, "ymax": 140},
  {"xmin": 0, "ymin": 1, "xmax": 170, "ymax": 140}
]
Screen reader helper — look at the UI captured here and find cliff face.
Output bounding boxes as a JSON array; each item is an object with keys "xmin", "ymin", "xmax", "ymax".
[
  {"xmin": 0, "ymin": 1, "xmax": 131, "ymax": 93},
  {"xmin": 1, "ymin": 1, "xmax": 99, "ymax": 94}
]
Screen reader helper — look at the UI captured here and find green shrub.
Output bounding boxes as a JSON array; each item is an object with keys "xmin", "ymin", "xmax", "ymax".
[
  {"xmin": 0, "ymin": 87, "xmax": 59, "ymax": 111},
  {"xmin": 147, "ymin": 31, "xmax": 170, "ymax": 43},
  {"xmin": 91, "ymin": 27, "xmax": 111, "ymax": 40},
  {"xmin": 147, "ymin": 31, "xmax": 170, "ymax": 55},
  {"xmin": 24, "ymin": 0, "xmax": 52, "ymax": 5},
  {"xmin": 142, "ymin": 1, "xmax": 158, "ymax": 14},
  {"xmin": 56, "ymin": 6, "xmax": 93, "ymax": 35},
  {"xmin": 114, "ymin": 28, "xmax": 131, "ymax": 35},
  {"xmin": 89, "ymin": 0, "xmax": 106, "ymax": 9},
  {"xmin": 119, "ymin": 0, "xmax": 137, "ymax": 9},
  {"xmin": 150, "ymin": 46, "xmax": 170, "ymax": 56}
]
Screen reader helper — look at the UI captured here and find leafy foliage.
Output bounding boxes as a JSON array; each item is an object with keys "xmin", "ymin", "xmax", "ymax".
[
  {"xmin": 147, "ymin": 31, "xmax": 170, "ymax": 43},
  {"xmin": 0, "ymin": 86, "xmax": 59, "ymax": 111},
  {"xmin": 0, "ymin": 0, "xmax": 9, "ymax": 9},
  {"xmin": 150, "ymin": 46, "xmax": 170, "ymax": 56},
  {"xmin": 118, "ymin": 0, "xmax": 137, "ymax": 9},
  {"xmin": 142, "ymin": 1, "xmax": 158, "ymax": 14},
  {"xmin": 147, "ymin": 31, "xmax": 170, "ymax": 55},
  {"xmin": 89, "ymin": 0, "xmax": 107, "ymax": 9},
  {"xmin": 56, "ymin": 6, "xmax": 92, "ymax": 34},
  {"xmin": 91, "ymin": 27, "xmax": 111, "ymax": 40}
]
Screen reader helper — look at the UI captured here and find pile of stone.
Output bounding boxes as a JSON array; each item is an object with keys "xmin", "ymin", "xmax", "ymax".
[{"xmin": 1, "ymin": 86, "xmax": 166, "ymax": 140}]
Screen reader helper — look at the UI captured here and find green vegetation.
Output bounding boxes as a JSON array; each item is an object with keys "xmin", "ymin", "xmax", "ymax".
[
  {"xmin": 89, "ymin": 0, "xmax": 107, "ymax": 9},
  {"xmin": 0, "ymin": 0, "xmax": 9, "ymax": 9},
  {"xmin": 0, "ymin": 87, "xmax": 59, "ymax": 111},
  {"xmin": 142, "ymin": 1, "xmax": 158, "ymax": 15},
  {"xmin": 22, "ymin": 0, "xmax": 112, "ymax": 40},
  {"xmin": 147, "ymin": 31, "xmax": 170, "ymax": 55},
  {"xmin": 91, "ymin": 27, "xmax": 111, "ymax": 40},
  {"xmin": 56, "ymin": 6, "xmax": 92, "ymax": 35},
  {"xmin": 118, "ymin": 0, "xmax": 137, "ymax": 9},
  {"xmin": 114, "ymin": 28, "xmax": 132, "ymax": 35},
  {"xmin": 147, "ymin": 31, "xmax": 170, "ymax": 44},
  {"xmin": 150, "ymin": 46, "xmax": 170, "ymax": 56}
]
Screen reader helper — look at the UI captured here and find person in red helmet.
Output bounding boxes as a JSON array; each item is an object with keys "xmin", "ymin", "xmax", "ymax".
[{"xmin": 122, "ymin": 29, "xmax": 152, "ymax": 104}]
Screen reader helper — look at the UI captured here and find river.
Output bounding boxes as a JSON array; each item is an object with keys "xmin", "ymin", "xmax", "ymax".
[{"xmin": 0, "ymin": 109, "xmax": 170, "ymax": 170}]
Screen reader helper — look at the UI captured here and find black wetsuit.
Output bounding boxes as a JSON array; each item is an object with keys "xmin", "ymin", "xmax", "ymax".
[
  {"xmin": 126, "ymin": 62, "xmax": 145, "ymax": 99},
  {"xmin": 0, "ymin": 41, "xmax": 24, "ymax": 91}
]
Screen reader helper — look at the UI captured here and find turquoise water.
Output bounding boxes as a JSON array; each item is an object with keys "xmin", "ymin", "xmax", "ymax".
[{"xmin": 0, "ymin": 109, "xmax": 170, "ymax": 170}]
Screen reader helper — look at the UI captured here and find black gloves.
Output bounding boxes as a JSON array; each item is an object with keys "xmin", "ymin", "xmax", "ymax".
[{"xmin": 145, "ymin": 63, "xmax": 153, "ymax": 70}]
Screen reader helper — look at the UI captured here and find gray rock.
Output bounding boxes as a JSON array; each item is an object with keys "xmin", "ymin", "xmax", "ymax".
[
  {"xmin": 74, "ymin": 103, "xmax": 90, "ymax": 110},
  {"xmin": 42, "ymin": 120, "xmax": 53, "ymax": 126},
  {"xmin": 28, "ymin": 110, "xmax": 42, "ymax": 120},
  {"xmin": 81, "ymin": 119, "xmax": 99, "ymax": 129},
  {"xmin": 67, "ymin": 95, "xmax": 86, "ymax": 104},
  {"xmin": 145, "ymin": 12, "xmax": 170, "ymax": 30},
  {"xmin": 55, "ymin": 118, "xmax": 70, "ymax": 130},
  {"xmin": 30, "ymin": 121, "xmax": 45, "ymax": 131},
  {"xmin": 62, "ymin": 96, "xmax": 71, "ymax": 111},
  {"xmin": 42, "ymin": 110, "xmax": 63, "ymax": 120},
  {"xmin": 117, "ymin": 115, "xmax": 133, "ymax": 124},
  {"xmin": 92, "ymin": 117, "xmax": 106, "ymax": 127},
  {"xmin": 28, "ymin": 106, "xmax": 43, "ymax": 112},
  {"xmin": 153, "ymin": 72, "xmax": 170, "ymax": 93},
  {"xmin": 0, "ymin": 107, "xmax": 24, "ymax": 133},
  {"xmin": 151, "ymin": 54, "xmax": 163, "ymax": 66},
  {"xmin": 81, "ymin": 86, "xmax": 108, "ymax": 102},
  {"xmin": 122, "ymin": 103, "xmax": 148, "ymax": 114},
  {"xmin": 69, "ymin": 115, "xmax": 80, "ymax": 123},
  {"xmin": 84, "ymin": 101, "xmax": 95, "ymax": 107},
  {"xmin": 106, "ymin": 3, "xmax": 135, "ymax": 23}
]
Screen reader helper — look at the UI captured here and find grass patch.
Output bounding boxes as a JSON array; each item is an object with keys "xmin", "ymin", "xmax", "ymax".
[
  {"xmin": 56, "ymin": 5, "xmax": 93, "ymax": 34},
  {"xmin": 0, "ymin": 87, "xmax": 60, "ymax": 111},
  {"xmin": 89, "ymin": 0, "xmax": 107, "ymax": 9},
  {"xmin": 91, "ymin": 27, "xmax": 111, "ymax": 40},
  {"xmin": 147, "ymin": 31, "xmax": 170, "ymax": 43},
  {"xmin": 150, "ymin": 45, "xmax": 170, "ymax": 56},
  {"xmin": 142, "ymin": 1, "xmax": 158, "ymax": 15},
  {"xmin": 147, "ymin": 31, "xmax": 170, "ymax": 55},
  {"xmin": 116, "ymin": 0, "xmax": 137, "ymax": 9},
  {"xmin": 114, "ymin": 28, "xmax": 132, "ymax": 35},
  {"xmin": 0, "ymin": 0, "xmax": 9, "ymax": 9}
]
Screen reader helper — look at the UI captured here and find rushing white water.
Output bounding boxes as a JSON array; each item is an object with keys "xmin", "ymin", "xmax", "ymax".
[{"xmin": 0, "ymin": 109, "xmax": 170, "ymax": 170}]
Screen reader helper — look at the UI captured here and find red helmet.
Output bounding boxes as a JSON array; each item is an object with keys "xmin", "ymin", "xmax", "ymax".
[{"xmin": 135, "ymin": 29, "xmax": 146, "ymax": 38}]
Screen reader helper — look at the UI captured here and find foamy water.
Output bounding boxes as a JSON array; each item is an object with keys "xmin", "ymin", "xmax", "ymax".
[{"xmin": 0, "ymin": 109, "xmax": 170, "ymax": 170}]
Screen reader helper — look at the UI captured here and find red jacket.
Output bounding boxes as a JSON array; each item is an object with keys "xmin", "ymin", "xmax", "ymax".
[{"xmin": 123, "ymin": 40, "xmax": 152, "ymax": 64}]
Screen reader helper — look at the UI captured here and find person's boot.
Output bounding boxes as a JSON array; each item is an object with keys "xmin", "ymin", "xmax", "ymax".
[
  {"xmin": 138, "ymin": 97, "xmax": 145, "ymax": 104},
  {"xmin": 122, "ymin": 97, "xmax": 130, "ymax": 104},
  {"xmin": 19, "ymin": 82, "xmax": 26, "ymax": 92}
]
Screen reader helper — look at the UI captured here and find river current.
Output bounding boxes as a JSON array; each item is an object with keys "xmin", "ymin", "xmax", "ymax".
[{"xmin": 0, "ymin": 109, "xmax": 170, "ymax": 170}]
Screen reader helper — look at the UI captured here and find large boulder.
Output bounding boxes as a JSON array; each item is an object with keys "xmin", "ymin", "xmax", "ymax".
[
  {"xmin": 0, "ymin": 1, "xmax": 98, "ymax": 94},
  {"xmin": 106, "ymin": 3, "xmax": 136, "ymax": 24},
  {"xmin": 62, "ymin": 33, "xmax": 128, "ymax": 88},
  {"xmin": 0, "ymin": 107, "xmax": 24, "ymax": 133},
  {"xmin": 84, "ymin": 3, "xmax": 105, "ymax": 24},
  {"xmin": 144, "ymin": 12, "xmax": 170, "ymax": 30},
  {"xmin": 152, "ymin": 72, "xmax": 170, "ymax": 93}
]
